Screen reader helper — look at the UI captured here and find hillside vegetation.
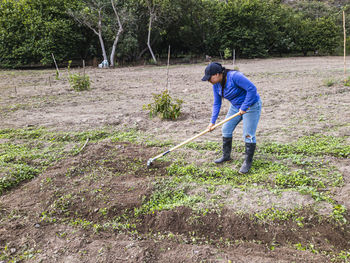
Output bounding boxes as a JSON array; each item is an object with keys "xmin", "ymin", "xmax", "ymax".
[{"xmin": 0, "ymin": 0, "xmax": 349, "ymax": 68}]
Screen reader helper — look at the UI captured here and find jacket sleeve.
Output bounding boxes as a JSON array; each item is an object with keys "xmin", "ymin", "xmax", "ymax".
[
  {"xmin": 211, "ymin": 85, "xmax": 222, "ymax": 124},
  {"xmin": 235, "ymin": 73, "xmax": 258, "ymax": 111}
]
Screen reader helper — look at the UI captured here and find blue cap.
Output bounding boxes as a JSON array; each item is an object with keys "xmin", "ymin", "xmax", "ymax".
[{"xmin": 201, "ymin": 62, "xmax": 223, "ymax": 81}]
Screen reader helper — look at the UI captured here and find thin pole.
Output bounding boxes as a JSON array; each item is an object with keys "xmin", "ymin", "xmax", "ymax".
[
  {"xmin": 344, "ymin": 11, "xmax": 346, "ymax": 82},
  {"xmin": 166, "ymin": 45, "xmax": 170, "ymax": 89},
  {"xmin": 233, "ymin": 49, "xmax": 235, "ymax": 66},
  {"xmin": 51, "ymin": 53, "xmax": 60, "ymax": 77},
  {"xmin": 83, "ymin": 59, "xmax": 85, "ymax": 78}
]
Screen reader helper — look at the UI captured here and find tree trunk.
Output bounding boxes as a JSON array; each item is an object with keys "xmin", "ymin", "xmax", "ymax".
[
  {"xmin": 147, "ymin": 11, "xmax": 157, "ymax": 64},
  {"xmin": 110, "ymin": 0, "xmax": 123, "ymax": 67},
  {"xmin": 138, "ymin": 36, "xmax": 158, "ymax": 60},
  {"xmin": 68, "ymin": 5, "xmax": 109, "ymax": 67},
  {"xmin": 98, "ymin": 9, "xmax": 108, "ymax": 63}
]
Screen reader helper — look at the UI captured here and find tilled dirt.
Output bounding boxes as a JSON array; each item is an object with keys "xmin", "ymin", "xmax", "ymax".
[
  {"xmin": 0, "ymin": 141, "xmax": 345, "ymax": 262},
  {"xmin": 1, "ymin": 57, "xmax": 350, "ymax": 262}
]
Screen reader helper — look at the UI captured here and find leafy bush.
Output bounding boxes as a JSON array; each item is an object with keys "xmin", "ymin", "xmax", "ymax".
[
  {"xmin": 0, "ymin": 0, "xmax": 87, "ymax": 68},
  {"xmin": 69, "ymin": 74, "xmax": 91, "ymax": 91},
  {"xmin": 345, "ymin": 76, "xmax": 350, "ymax": 87},
  {"xmin": 68, "ymin": 61, "xmax": 90, "ymax": 91},
  {"xmin": 143, "ymin": 89, "xmax": 183, "ymax": 120}
]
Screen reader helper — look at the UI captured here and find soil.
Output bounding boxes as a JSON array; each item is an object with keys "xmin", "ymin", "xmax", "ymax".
[{"xmin": 0, "ymin": 57, "xmax": 350, "ymax": 262}]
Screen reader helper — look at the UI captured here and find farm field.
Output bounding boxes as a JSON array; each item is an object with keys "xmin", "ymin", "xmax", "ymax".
[{"xmin": 0, "ymin": 56, "xmax": 350, "ymax": 262}]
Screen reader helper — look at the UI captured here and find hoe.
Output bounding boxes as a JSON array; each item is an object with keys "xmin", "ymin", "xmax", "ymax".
[{"xmin": 147, "ymin": 112, "xmax": 241, "ymax": 167}]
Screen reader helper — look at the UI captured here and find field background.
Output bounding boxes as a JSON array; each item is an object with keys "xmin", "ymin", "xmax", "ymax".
[{"xmin": 0, "ymin": 57, "xmax": 350, "ymax": 262}]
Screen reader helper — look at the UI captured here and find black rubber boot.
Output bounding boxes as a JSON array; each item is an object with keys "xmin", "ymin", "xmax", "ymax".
[
  {"xmin": 239, "ymin": 143, "xmax": 256, "ymax": 174},
  {"xmin": 214, "ymin": 137, "xmax": 232, "ymax": 164}
]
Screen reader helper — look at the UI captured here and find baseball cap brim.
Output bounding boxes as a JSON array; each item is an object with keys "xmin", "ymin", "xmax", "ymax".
[{"xmin": 201, "ymin": 74, "xmax": 210, "ymax": 81}]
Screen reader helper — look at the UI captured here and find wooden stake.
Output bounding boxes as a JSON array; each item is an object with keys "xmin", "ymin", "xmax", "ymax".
[
  {"xmin": 51, "ymin": 53, "xmax": 60, "ymax": 78},
  {"xmin": 83, "ymin": 59, "xmax": 85, "ymax": 79},
  {"xmin": 166, "ymin": 45, "xmax": 170, "ymax": 89},
  {"xmin": 343, "ymin": 11, "xmax": 346, "ymax": 82},
  {"xmin": 233, "ymin": 49, "xmax": 235, "ymax": 66}
]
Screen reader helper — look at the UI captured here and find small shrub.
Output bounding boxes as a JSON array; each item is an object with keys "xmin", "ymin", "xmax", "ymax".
[
  {"xmin": 68, "ymin": 60, "xmax": 90, "ymax": 91},
  {"xmin": 69, "ymin": 74, "xmax": 90, "ymax": 91},
  {"xmin": 345, "ymin": 76, "xmax": 350, "ymax": 87},
  {"xmin": 143, "ymin": 89, "xmax": 183, "ymax": 120}
]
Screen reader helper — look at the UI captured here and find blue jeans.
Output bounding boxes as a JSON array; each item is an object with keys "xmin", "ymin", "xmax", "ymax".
[{"xmin": 222, "ymin": 100, "xmax": 262, "ymax": 143}]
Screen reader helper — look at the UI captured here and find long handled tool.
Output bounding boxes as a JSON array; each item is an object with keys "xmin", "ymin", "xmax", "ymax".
[{"xmin": 147, "ymin": 112, "xmax": 241, "ymax": 167}]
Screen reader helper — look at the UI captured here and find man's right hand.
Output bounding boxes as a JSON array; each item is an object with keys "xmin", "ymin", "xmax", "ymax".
[{"xmin": 207, "ymin": 123, "xmax": 215, "ymax": 132}]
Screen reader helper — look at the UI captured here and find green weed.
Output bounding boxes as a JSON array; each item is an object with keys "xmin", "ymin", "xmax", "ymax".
[
  {"xmin": 110, "ymin": 129, "xmax": 140, "ymax": 143},
  {"xmin": 275, "ymin": 170, "xmax": 320, "ymax": 188},
  {"xmin": 69, "ymin": 218, "xmax": 93, "ymax": 229},
  {"xmin": 332, "ymin": 250, "xmax": 350, "ymax": 262},
  {"xmin": 0, "ymin": 244, "xmax": 41, "ymax": 262},
  {"xmin": 332, "ymin": 204, "xmax": 347, "ymax": 224},
  {"xmin": 134, "ymin": 178, "xmax": 204, "ymax": 216},
  {"xmin": 185, "ymin": 141, "xmax": 220, "ymax": 151},
  {"xmin": 254, "ymin": 207, "xmax": 297, "ymax": 222},
  {"xmin": 324, "ymin": 78, "xmax": 337, "ymax": 87},
  {"xmin": 260, "ymin": 135, "xmax": 350, "ymax": 158},
  {"xmin": 0, "ymin": 127, "xmax": 131, "ymax": 195}
]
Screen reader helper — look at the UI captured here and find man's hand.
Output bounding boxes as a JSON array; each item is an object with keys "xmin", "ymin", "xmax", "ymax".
[{"xmin": 207, "ymin": 123, "xmax": 215, "ymax": 132}]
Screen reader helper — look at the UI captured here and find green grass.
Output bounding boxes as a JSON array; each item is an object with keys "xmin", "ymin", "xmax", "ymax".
[
  {"xmin": 261, "ymin": 134, "xmax": 350, "ymax": 158},
  {"xmin": 0, "ymin": 127, "xmax": 146, "ymax": 195},
  {"xmin": 1, "ymin": 127, "xmax": 348, "ymax": 226},
  {"xmin": 136, "ymin": 133, "xmax": 349, "ymax": 222},
  {"xmin": 2, "ymin": 126, "xmax": 347, "ymax": 262}
]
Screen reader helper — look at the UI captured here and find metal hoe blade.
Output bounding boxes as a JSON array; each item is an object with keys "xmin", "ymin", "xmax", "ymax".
[{"xmin": 147, "ymin": 158, "xmax": 154, "ymax": 167}]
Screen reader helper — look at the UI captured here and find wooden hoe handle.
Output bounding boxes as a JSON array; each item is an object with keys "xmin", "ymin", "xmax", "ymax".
[{"xmin": 148, "ymin": 112, "xmax": 241, "ymax": 165}]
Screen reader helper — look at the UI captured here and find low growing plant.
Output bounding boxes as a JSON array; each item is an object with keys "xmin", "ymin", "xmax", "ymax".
[
  {"xmin": 324, "ymin": 78, "xmax": 336, "ymax": 87},
  {"xmin": 68, "ymin": 60, "xmax": 90, "ymax": 91},
  {"xmin": 143, "ymin": 89, "xmax": 183, "ymax": 120},
  {"xmin": 345, "ymin": 76, "xmax": 350, "ymax": 87}
]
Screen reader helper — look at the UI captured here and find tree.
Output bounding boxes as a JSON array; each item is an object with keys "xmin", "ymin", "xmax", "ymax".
[
  {"xmin": 137, "ymin": 0, "xmax": 163, "ymax": 63},
  {"xmin": 219, "ymin": 0, "xmax": 286, "ymax": 58},
  {"xmin": 110, "ymin": 0, "xmax": 124, "ymax": 67},
  {"xmin": 68, "ymin": 0, "xmax": 110, "ymax": 64},
  {"xmin": 0, "ymin": 0, "xmax": 87, "ymax": 68},
  {"xmin": 157, "ymin": 0, "xmax": 218, "ymax": 57},
  {"xmin": 313, "ymin": 16, "xmax": 340, "ymax": 54},
  {"xmin": 68, "ymin": 0, "xmax": 126, "ymax": 67}
]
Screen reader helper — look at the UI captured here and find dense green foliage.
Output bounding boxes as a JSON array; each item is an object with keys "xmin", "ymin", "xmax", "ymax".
[
  {"xmin": 0, "ymin": 0, "xmax": 349, "ymax": 68},
  {"xmin": 0, "ymin": 0, "xmax": 93, "ymax": 68}
]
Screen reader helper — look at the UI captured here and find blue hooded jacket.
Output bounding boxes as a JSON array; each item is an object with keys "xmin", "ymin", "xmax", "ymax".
[{"xmin": 211, "ymin": 71, "xmax": 260, "ymax": 124}]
